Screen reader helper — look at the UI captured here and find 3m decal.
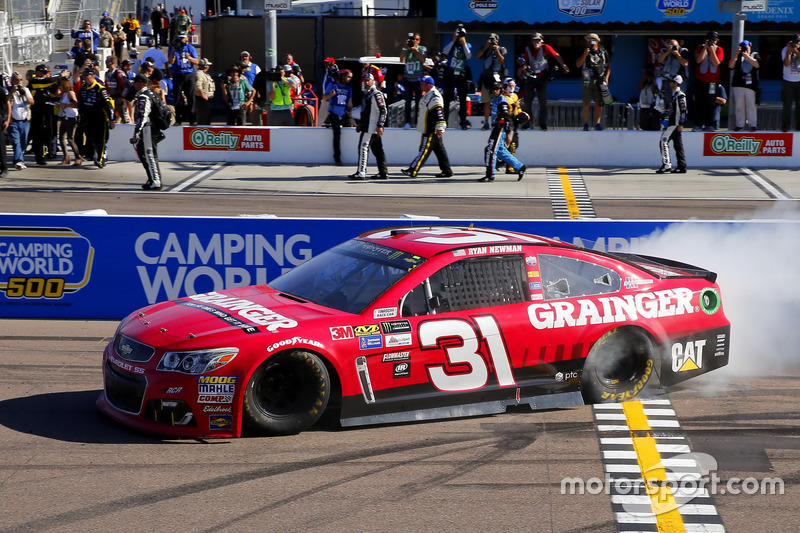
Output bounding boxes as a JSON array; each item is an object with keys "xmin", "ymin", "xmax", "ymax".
[
  {"xmin": 672, "ymin": 340, "xmax": 706, "ymax": 372},
  {"xmin": 528, "ymin": 288, "xmax": 694, "ymax": 329},
  {"xmin": 330, "ymin": 325, "xmax": 355, "ymax": 340},
  {"xmin": 0, "ymin": 227, "xmax": 94, "ymax": 300},
  {"xmin": 421, "ymin": 316, "xmax": 516, "ymax": 392}
]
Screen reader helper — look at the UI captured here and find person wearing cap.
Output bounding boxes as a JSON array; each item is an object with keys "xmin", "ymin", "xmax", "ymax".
[
  {"xmin": 500, "ymin": 78, "xmax": 527, "ymax": 174},
  {"xmin": 780, "ymin": 33, "xmax": 800, "ymax": 132},
  {"xmin": 348, "ymin": 73, "xmax": 388, "ymax": 180},
  {"xmin": 130, "ymin": 74, "xmax": 163, "ymax": 190},
  {"xmin": 479, "ymin": 82, "xmax": 525, "ymax": 182},
  {"xmin": 360, "ymin": 59, "xmax": 384, "ymax": 91},
  {"xmin": 476, "ymin": 33, "xmax": 508, "ymax": 130},
  {"xmin": 77, "ymin": 68, "xmax": 115, "ymax": 167},
  {"xmin": 73, "ymin": 38, "xmax": 99, "ymax": 79},
  {"xmin": 728, "ymin": 40, "xmax": 760, "ymax": 132},
  {"xmin": 0, "ymin": 80, "xmax": 10, "ymax": 178},
  {"xmin": 656, "ymin": 74, "xmax": 688, "ymax": 175},
  {"xmin": 71, "ymin": 20, "xmax": 100, "ymax": 51},
  {"xmin": 99, "ymin": 12, "xmax": 114, "ymax": 33},
  {"xmin": 98, "ymin": 25, "xmax": 113, "ymax": 49},
  {"xmin": 520, "ymin": 32, "xmax": 568, "ymax": 131},
  {"xmin": 112, "ymin": 24, "xmax": 126, "ymax": 61},
  {"xmin": 142, "ymin": 39, "xmax": 169, "ymax": 72},
  {"xmin": 195, "ymin": 58, "xmax": 215, "ymax": 125},
  {"xmin": 122, "ymin": 13, "xmax": 140, "ymax": 51},
  {"xmin": 400, "ymin": 32, "xmax": 427, "ymax": 129},
  {"xmin": 126, "ymin": 47, "xmax": 143, "ymax": 75},
  {"xmin": 442, "ymin": 25, "xmax": 473, "ymax": 130},
  {"xmin": 401, "ymin": 75, "xmax": 452, "ymax": 178},
  {"xmin": 267, "ymin": 64, "xmax": 298, "ymax": 126},
  {"xmin": 175, "ymin": 9, "xmax": 191, "ymax": 36},
  {"xmin": 168, "ymin": 31, "xmax": 199, "ymax": 125},
  {"xmin": 7, "ymin": 72, "xmax": 33, "ymax": 170},
  {"xmin": 319, "ymin": 57, "xmax": 339, "ymax": 123},
  {"xmin": 29, "ymin": 64, "xmax": 59, "ymax": 165},
  {"xmin": 576, "ymin": 33, "xmax": 611, "ymax": 131},
  {"xmin": 283, "ymin": 54, "xmax": 304, "ymax": 85},
  {"xmin": 222, "ymin": 65, "xmax": 254, "ymax": 126},
  {"xmin": 239, "ymin": 51, "xmax": 262, "ymax": 87},
  {"xmin": 693, "ymin": 30, "xmax": 724, "ymax": 131},
  {"xmin": 323, "ymin": 69, "xmax": 354, "ymax": 165}
]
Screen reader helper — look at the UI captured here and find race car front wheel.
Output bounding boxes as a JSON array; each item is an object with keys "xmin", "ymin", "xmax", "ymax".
[
  {"xmin": 243, "ymin": 350, "xmax": 330, "ymax": 436},
  {"xmin": 580, "ymin": 327, "xmax": 655, "ymax": 404}
]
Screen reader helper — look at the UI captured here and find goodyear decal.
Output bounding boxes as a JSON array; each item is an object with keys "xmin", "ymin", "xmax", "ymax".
[{"xmin": 0, "ymin": 227, "xmax": 94, "ymax": 300}]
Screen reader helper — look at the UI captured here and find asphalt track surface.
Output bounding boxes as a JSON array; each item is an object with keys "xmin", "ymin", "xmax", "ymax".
[{"xmin": 0, "ymin": 161, "xmax": 798, "ymax": 532}]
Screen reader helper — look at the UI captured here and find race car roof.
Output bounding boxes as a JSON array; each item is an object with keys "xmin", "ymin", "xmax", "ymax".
[{"xmin": 358, "ymin": 226, "xmax": 564, "ymax": 258}]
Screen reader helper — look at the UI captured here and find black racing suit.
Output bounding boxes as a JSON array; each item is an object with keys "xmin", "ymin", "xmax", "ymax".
[
  {"xmin": 29, "ymin": 75, "xmax": 59, "ymax": 164},
  {"xmin": 354, "ymin": 85, "xmax": 388, "ymax": 178},
  {"xmin": 407, "ymin": 86, "xmax": 452, "ymax": 177},
  {"xmin": 132, "ymin": 88, "xmax": 163, "ymax": 189},
  {"xmin": 659, "ymin": 87, "xmax": 688, "ymax": 171},
  {"xmin": 77, "ymin": 79, "xmax": 115, "ymax": 166}
]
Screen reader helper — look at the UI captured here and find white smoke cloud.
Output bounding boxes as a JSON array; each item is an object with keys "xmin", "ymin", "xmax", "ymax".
[{"xmin": 631, "ymin": 208, "xmax": 800, "ymax": 377}]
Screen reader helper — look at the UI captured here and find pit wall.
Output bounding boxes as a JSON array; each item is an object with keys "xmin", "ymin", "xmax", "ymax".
[
  {"xmin": 106, "ymin": 125, "xmax": 797, "ymax": 169},
  {"xmin": 0, "ymin": 214, "xmax": 795, "ymax": 320}
]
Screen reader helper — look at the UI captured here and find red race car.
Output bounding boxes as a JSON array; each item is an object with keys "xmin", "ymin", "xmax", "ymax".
[{"xmin": 98, "ymin": 226, "xmax": 730, "ymax": 438}]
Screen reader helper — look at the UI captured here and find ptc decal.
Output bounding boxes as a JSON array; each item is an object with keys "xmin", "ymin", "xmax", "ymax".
[{"xmin": 0, "ymin": 227, "xmax": 94, "ymax": 300}]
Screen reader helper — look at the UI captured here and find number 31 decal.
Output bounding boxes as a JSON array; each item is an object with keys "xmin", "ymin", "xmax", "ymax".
[{"xmin": 420, "ymin": 316, "xmax": 516, "ymax": 392}]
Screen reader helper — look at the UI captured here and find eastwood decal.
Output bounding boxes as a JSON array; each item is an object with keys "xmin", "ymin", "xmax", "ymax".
[
  {"xmin": 468, "ymin": 0, "xmax": 498, "ymax": 19},
  {"xmin": 703, "ymin": 133, "xmax": 793, "ymax": 156},
  {"xmin": 184, "ymin": 127, "xmax": 270, "ymax": 151},
  {"xmin": 528, "ymin": 288, "xmax": 694, "ymax": 329},
  {"xmin": 557, "ymin": 0, "xmax": 605, "ymax": 18},
  {"xmin": 657, "ymin": 0, "xmax": 695, "ymax": 17},
  {"xmin": 0, "ymin": 227, "xmax": 94, "ymax": 300}
]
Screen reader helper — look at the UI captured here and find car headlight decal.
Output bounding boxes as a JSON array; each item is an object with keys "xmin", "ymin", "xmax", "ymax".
[{"xmin": 157, "ymin": 348, "xmax": 239, "ymax": 375}]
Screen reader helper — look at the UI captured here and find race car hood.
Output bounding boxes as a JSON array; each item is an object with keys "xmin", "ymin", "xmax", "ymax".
[{"xmin": 119, "ymin": 286, "xmax": 341, "ymax": 349}]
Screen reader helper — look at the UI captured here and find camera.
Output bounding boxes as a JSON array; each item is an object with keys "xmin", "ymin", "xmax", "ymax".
[
  {"xmin": 327, "ymin": 63, "xmax": 339, "ymax": 78},
  {"xmin": 705, "ymin": 39, "xmax": 714, "ymax": 46},
  {"xmin": 456, "ymin": 25, "xmax": 466, "ymax": 38},
  {"xmin": 791, "ymin": 41, "xmax": 799, "ymax": 48},
  {"xmin": 672, "ymin": 45, "xmax": 678, "ymax": 51},
  {"xmin": 265, "ymin": 66, "xmax": 283, "ymax": 82},
  {"xmin": 406, "ymin": 33, "xmax": 415, "ymax": 48},
  {"xmin": 489, "ymin": 37, "xmax": 498, "ymax": 46},
  {"xmin": 740, "ymin": 44, "xmax": 748, "ymax": 52}
]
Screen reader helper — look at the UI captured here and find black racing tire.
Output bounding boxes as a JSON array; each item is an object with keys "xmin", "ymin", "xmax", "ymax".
[
  {"xmin": 580, "ymin": 327, "xmax": 656, "ymax": 404},
  {"xmin": 243, "ymin": 350, "xmax": 330, "ymax": 436}
]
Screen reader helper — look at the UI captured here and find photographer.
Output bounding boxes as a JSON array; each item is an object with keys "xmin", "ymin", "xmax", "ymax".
[
  {"xmin": 168, "ymin": 32, "xmax": 199, "ymax": 125},
  {"xmin": 656, "ymin": 39, "xmax": 689, "ymax": 92},
  {"xmin": 520, "ymin": 32, "xmax": 568, "ymax": 131},
  {"xmin": 693, "ymin": 30, "xmax": 724, "ymax": 131},
  {"xmin": 322, "ymin": 69, "xmax": 353, "ymax": 166},
  {"xmin": 8, "ymin": 72, "xmax": 33, "ymax": 170},
  {"xmin": 476, "ymin": 33, "xmax": 507, "ymax": 130},
  {"xmin": 318, "ymin": 57, "xmax": 339, "ymax": 123},
  {"xmin": 400, "ymin": 32, "xmax": 427, "ymax": 129},
  {"xmin": 781, "ymin": 34, "xmax": 800, "ymax": 132},
  {"xmin": 576, "ymin": 33, "xmax": 611, "ymax": 131},
  {"xmin": 267, "ymin": 64, "xmax": 298, "ymax": 126},
  {"xmin": 441, "ymin": 25, "xmax": 472, "ymax": 130},
  {"xmin": 729, "ymin": 40, "xmax": 760, "ymax": 132}
]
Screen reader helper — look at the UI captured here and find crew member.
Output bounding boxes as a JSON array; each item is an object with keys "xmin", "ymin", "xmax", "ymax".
[
  {"xmin": 657, "ymin": 74, "xmax": 688, "ymax": 174},
  {"xmin": 348, "ymin": 73, "xmax": 388, "ymax": 180},
  {"xmin": 130, "ymin": 74, "xmax": 163, "ymax": 190},
  {"xmin": 401, "ymin": 75, "xmax": 452, "ymax": 178},
  {"xmin": 480, "ymin": 82, "xmax": 525, "ymax": 182},
  {"xmin": 77, "ymin": 68, "xmax": 115, "ymax": 167}
]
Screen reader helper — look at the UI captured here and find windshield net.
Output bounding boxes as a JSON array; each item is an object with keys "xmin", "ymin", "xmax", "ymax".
[{"xmin": 269, "ymin": 240, "xmax": 425, "ymax": 314}]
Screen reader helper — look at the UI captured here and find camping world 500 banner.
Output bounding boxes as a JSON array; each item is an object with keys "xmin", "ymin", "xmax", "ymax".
[{"xmin": 183, "ymin": 127, "xmax": 270, "ymax": 151}]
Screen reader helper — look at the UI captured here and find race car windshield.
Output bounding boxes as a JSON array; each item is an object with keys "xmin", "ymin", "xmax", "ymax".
[{"xmin": 269, "ymin": 240, "xmax": 426, "ymax": 314}]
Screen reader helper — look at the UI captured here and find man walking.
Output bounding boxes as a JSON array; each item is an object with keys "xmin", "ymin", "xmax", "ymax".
[
  {"xmin": 130, "ymin": 74, "xmax": 163, "ymax": 190},
  {"xmin": 401, "ymin": 75, "xmax": 452, "ymax": 178},
  {"xmin": 479, "ymin": 82, "xmax": 525, "ymax": 182},
  {"xmin": 348, "ymin": 73, "xmax": 388, "ymax": 180}
]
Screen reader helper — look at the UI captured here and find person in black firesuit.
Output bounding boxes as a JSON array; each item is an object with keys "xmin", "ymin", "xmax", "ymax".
[
  {"xmin": 400, "ymin": 75, "xmax": 452, "ymax": 178},
  {"xmin": 479, "ymin": 82, "xmax": 526, "ymax": 182},
  {"xmin": 656, "ymin": 74, "xmax": 688, "ymax": 174},
  {"xmin": 348, "ymin": 72, "xmax": 388, "ymax": 180},
  {"xmin": 130, "ymin": 74, "xmax": 163, "ymax": 190},
  {"xmin": 77, "ymin": 67, "xmax": 115, "ymax": 167},
  {"xmin": 28, "ymin": 64, "xmax": 59, "ymax": 165}
]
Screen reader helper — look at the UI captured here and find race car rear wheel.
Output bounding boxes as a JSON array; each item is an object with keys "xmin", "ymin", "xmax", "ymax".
[
  {"xmin": 580, "ymin": 327, "xmax": 655, "ymax": 404},
  {"xmin": 243, "ymin": 350, "xmax": 330, "ymax": 436}
]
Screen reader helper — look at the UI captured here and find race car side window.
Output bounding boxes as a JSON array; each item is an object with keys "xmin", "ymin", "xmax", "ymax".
[
  {"xmin": 539, "ymin": 254, "xmax": 621, "ymax": 300},
  {"xmin": 401, "ymin": 255, "xmax": 528, "ymax": 316}
]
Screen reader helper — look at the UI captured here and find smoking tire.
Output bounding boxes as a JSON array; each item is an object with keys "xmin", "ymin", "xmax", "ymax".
[
  {"xmin": 580, "ymin": 327, "xmax": 655, "ymax": 404},
  {"xmin": 243, "ymin": 350, "xmax": 330, "ymax": 436}
]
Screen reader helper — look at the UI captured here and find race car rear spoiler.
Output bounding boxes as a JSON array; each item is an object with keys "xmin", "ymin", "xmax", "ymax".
[{"xmin": 607, "ymin": 253, "xmax": 718, "ymax": 283}]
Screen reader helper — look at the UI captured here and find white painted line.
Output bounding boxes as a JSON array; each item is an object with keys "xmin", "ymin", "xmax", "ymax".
[
  {"xmin": 168, "ymin": 162, "xmax": 227, "ymax": 193},
  {"xmin": 739, "ymin": 167, "xmax": 793, "ymax": 200}
]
